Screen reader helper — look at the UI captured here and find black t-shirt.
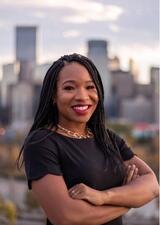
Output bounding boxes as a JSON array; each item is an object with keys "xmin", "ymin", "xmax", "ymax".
[{"xmin": 24, "ymin": 128, "xmax": 135, "ymax": 225}]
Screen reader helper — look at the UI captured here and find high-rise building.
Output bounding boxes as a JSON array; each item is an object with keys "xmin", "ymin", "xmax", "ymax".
[
  {"xmin": 135, "ymin": 83, "xmax": 152, "ymax": 99},
  {"xmin": 34, "ymin": 63, "xmax": 51, "ymax": 84},
  {"xmin": 111, "ymin": 70, "xmax": 135, "ymax": 99},
  {"xmin": 108, "ymin": 56, "xmax": 120, "ymax": 71},
  {"xmin": 121, "ymin": 95, "xmax": 152, "ymax": 123},
  {"xmin": 15, "ymin": 26, "xmax": 37, "ymax": 63},
  {"xmin": 150, "ymin": 67, "xmax": 159, "ymax": 124},
  {"xmin": 1, "ymin": 63, "xmax": 19, "ymax": 107},
  {"xmin": 129, "ymin": 58, "xmax": 139, "ymax": 82},
  {"xmin": 11, "ymin": 82, "xmax": 34, "ymax": 125},
  {"xmin": 87, "ymin": 40, "xmax": 111, "ymax": 104}
]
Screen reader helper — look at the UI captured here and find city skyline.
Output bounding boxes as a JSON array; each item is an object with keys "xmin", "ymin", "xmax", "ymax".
[{"xmin": 0, "ymin": 0, "xmax": 159, "ymax": 83}]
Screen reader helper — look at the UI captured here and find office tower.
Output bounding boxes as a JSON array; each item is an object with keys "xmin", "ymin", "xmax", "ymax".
[
  {"xmin": 108, "ymin": 56, "xmax": 120, "ymax": 71},
  {"xmin": 150, "ymin": 67, "xmax": 159, "ymax": 124},
  {"xmin": 129, "ymin": 58, "xmax": 139, "ymax": 82},
  {"xmin": 87, "ymin": 40, "xmax": 111, "ymax": 103},
  {"xmin": 16, "ymin": 26, "xmax": 37, "ymax": 63},
  {"xmin": 111, "ymin": 70, "xmax": 135, "ymax": 99},
  {"xmin": 1, "ymin": 63, "xmax": 19, "ymax": 107},
  {"xmin": 11, "ymin": 82, "xmax": 34, "ymax": 126},
  {"xmin": 34, "ymin": 63, "xmax": 51, "ymax": 84},
  {"xmin": 121, "ymin": 95, "xmax": 152, "ymax": 123},
  {"xmin": 135, "ymin": 83, "xmax": 152, "ymax": 99}
]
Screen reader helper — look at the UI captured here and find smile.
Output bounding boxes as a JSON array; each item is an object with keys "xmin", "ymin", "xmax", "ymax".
[{"xmin": 72, "ymin": 105, "xmax": 92, "ymax": 114}]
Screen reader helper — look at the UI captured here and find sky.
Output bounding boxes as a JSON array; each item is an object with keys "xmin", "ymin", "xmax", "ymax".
[{"xmin": 0, "ymin": 0, "xmax": 159, "ymax": 83}]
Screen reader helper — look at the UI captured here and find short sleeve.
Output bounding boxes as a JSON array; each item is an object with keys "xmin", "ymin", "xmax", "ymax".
[
  {"xmin": 107, "ymin": 129, "xmax": 135, "ymax": 161},
  {"xmin": 23, "ymin": 130, "xmax": 63, "ymax": 189}
]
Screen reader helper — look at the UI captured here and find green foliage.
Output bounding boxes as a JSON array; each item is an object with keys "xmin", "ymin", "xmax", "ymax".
[
  {"xmin": 0, "ymin": 196, "xmax": 17, "ymax": 225},
  {"xmin": 4, "ymin": 200, "xmax": 17, "ymax": 225}
]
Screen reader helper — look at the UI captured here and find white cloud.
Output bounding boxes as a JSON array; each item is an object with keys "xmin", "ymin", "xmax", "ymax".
[
  {"xmin": 64, "ymin": 16, "xmax": 89, "ymax": 24},
  {"xmin": 64, "ymin": 4, "xmax": 124, "ymax": 24},
  {"xmin": 63, "ymin": 30, "xmax": 81, "ymax": 38},
  {"xmin": 1, "ymin": 0, "xmax": 124, "ymax": 24},
  {"xmin": 109, "ymin": 24, "xmax": 120, "ymax": 33},
  {"xmin": 0, "ymin": 21, "xmax": 11, "ymax": 28},
  {"xmin": 34, "ymin": 11, "xmax": 46, "ymax": 19}
]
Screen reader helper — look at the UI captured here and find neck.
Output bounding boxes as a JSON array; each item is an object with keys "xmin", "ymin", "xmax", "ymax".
[
  {"xmin": 58, "ymin": 122, "xmax": 86, "ymax": 135},
  {"xmin": 56, "ymin": 123, "xmax": 93, "ymax": 139}
]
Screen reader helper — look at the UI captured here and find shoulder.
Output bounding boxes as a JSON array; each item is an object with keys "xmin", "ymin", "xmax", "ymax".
[
  {"xmin": 24, "ymin": 128, "xmax": 56, "ymax": 146},
  {"xmin": 106, "ymin": 128, "xmax": 127, "ymax": 149},
  {"xmin": 106, "ymin": 128, "xmax": 135, "ymax": 160},
  {"xmin": 23, "ymin": 128, "xmax": 59, "ymax": 157}
]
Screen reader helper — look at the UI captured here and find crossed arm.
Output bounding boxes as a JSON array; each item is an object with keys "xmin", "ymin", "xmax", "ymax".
[
  {"xmin": 32, "ymin": 175, "xmax": 129, "ymax": 225},
  {"xmin": 32, "ymin": 156, "xmax": 159, "ymax": 225},
  {"xmin": 69, "ymin": 156, "xmax": 159, "ymax": 208}
]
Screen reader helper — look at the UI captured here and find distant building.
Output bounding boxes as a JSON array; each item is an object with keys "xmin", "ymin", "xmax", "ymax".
[
  {"xmin": 111, "ymin": 70, "xmax": 135, "ymax": 99},
  {"xmin": 106, "ymin": 86, "xmax": 120, "ymax": 118},
  {"xmin": 18, "ymin": 61, "xmax": 35, "ymax": 83},
  {"xmin": 108, "ymin": 56, "xmax": 120, "ymax": 71},
  {"xmin": 15, "ymin": 26, "xmax": 37, "ymax": 63},
  {"xmin": 135, "ymin": 83, "xmax": 152, "ymax": 99},
  {"xmin": 150, "ymin": 67, "xmax": 159, "ymax": 124},
  {"xmin": 34, "ymin": 63, "xmax": 51, "ymax": 84},
  {"xmin": 11, "ymin": 82, "xmax": 34, "ymax": 125},
  {"xmin": 121, "ymin": 95, "xmax": 152, "ymax": 123},
  {"xmin": 7, "ymin": 26, "xmax": 38, "ymax": 128},
  {"xmin": 129, "ymin": 58, "xmax": 139, "ymax": 82},
  {"xmin": 87, "ymin": 40, "xmax": 111, "ymax": 104},
  {"xmin": 0, "ymin": 63, "xmax": 19, "ymax": 107}
]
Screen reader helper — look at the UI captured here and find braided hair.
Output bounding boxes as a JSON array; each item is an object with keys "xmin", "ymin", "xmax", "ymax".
[{"xmin": 17, "ymin": 53, "xmax": 124, "ymax": 175}]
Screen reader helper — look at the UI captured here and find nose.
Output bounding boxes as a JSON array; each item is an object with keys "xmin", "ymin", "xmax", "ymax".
[{"xmin": 74, "ymin": 88, "xmax": 89, "ymax": 101}]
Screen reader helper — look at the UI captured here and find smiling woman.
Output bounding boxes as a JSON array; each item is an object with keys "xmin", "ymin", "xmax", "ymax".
[{"xmin": 17, "ymin": 53, "xmax": 159, "ymax": 225}]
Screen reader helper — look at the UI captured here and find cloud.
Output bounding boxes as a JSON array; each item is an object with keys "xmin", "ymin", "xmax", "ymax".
[
  {"xmin": 1, "ymin": 0, "xmax": 124, "ymax": 24},
  {"xmin": 34, "ymin": 11, "xmax": 46, "ymax": 19},
  {"xmin": 109, "ymin": 24, "xmax": 120, "ymax": 32},
  {"xmin": 62, "ymin": 30, "xmax": 81, "ymax": 38},
  {"xmin": 63, "ymin": 4, "xmax": 124, "ymax": 24}
]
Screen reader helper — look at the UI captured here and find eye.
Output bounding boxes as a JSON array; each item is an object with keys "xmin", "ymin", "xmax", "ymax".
[
  {"xmin": 86, "ymin": 85, "xmax": 96, "ymax": 90},
  {"xmin": 63, "ymin": 86, "xmax": 75, "ymax": 91}
]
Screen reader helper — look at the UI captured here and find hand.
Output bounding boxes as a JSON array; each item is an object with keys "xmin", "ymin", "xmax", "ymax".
[
  {"xmin": 123, "ymin": 164, "xmax": 139, "ymax": 185},
  {"xmin": 68, "ymin": 183, "xmax": 104, "ymax": 206}
]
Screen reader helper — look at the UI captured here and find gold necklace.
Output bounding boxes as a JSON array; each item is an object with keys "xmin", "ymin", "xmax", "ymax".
[{"xmin": 57, "ymin": 124, "xmax": 93, "ymax": 139}]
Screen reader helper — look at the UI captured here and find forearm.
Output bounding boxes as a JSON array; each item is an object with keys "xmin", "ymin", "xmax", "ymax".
[
  {"xmin": 102, "ymin": 172, "xmax": 159, "ymax": 208},
  {"xmin": 64, "ymin": 198, "xmax": 129, "ymax": 225}
]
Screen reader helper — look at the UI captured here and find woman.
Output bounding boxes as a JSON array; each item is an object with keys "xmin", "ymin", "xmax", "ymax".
[{"xmin": 18, "ymin": 53, "xmax": 159, "ymax": 225}]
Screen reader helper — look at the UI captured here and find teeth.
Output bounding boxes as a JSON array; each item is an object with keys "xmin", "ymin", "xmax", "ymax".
[{"xmin": 73, "ymin": 106, "xmax": 89, "ymax": 111}]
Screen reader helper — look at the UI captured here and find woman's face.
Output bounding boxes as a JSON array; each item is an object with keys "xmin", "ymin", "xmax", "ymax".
[{"xmin": 55, "ymin": 62, "xmax": 99, "ymax": 127}]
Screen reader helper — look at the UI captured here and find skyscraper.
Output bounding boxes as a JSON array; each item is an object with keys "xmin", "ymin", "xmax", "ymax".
[
  {"xmin": 16, "ymin": 26, "xmax": 37, "ymax": 63},
  {"xmin": 87, "ymin": 40, "xmax": 111, "ymax": 104}
]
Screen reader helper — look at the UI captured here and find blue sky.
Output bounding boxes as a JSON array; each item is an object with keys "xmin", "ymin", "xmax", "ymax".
[{"xmin": 0, "ymin": 0, "xmax": 159, "ymax": 83}]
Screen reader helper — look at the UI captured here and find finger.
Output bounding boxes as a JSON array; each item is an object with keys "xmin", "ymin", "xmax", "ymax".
[
  {"xmin": 126, "ymin": 164, "xmax": 136, "ymax": 183},
  {"xmin": 132, "ymin": 168, "xmax": 139, "ymax": 180},
  {"xmin": 69, "ymin": 188, "xmax": 79, "ymax": 195},
  {"xmin": 123, "ymin": 165, "xmax": 131, "ymax": 184},
  {"xmin": 70, "ymin": 190, "xmax": 83, "ymax": 199},
  {"xmin": 69, "ymin": 188, "xmax": 78, "ymax": 196},
  {"xmin": 72, "ymin": 192, "xmax": 84, "ymax": 200}
]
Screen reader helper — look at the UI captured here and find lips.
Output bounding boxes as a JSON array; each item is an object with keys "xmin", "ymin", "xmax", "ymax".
[{"xmin": 72, "ymin": 105, "xmax": 92, "ymax": 115}]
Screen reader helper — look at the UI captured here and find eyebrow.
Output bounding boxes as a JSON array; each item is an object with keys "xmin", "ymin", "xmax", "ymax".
[{"xmin": 62, "ymin": 80, "xmax": 94, "ymax": 85}]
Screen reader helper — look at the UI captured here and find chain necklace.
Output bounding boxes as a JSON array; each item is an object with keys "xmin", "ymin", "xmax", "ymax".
[{"xmin": 57, "ymin": 124, "xmax": 93, "ymax": 139}]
